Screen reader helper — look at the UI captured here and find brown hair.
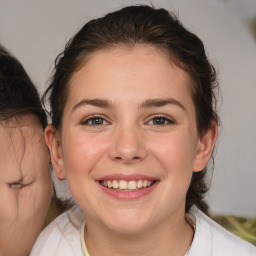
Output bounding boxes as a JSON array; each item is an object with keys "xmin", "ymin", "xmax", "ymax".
[
  {"xmin": 0, "ymin": 45, "xmax": 47, "ymax": 128},
  {"xmin": 43, "ymin": 5, "xmax": 219, "ymax": 213}
]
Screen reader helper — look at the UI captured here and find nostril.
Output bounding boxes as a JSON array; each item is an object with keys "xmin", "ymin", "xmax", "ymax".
[
  {"xmin": 114, "ymin": 156, "xmax": 140, "ymax": 160},
  {"xmin": 113, "ymin": 155, "xmax": 143, "ymax": 163}
]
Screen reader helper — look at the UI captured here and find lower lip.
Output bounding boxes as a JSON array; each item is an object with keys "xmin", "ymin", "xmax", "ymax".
[{"xmin": 97, "ymin": 182, "xmax": 159, "ymax": 200}]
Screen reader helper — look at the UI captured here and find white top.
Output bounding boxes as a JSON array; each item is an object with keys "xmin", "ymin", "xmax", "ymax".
[
  {"xmin": 30, "ymin": 206, "xmax": 256, "ymax": 256},
  {"xmin": 30, "ymin": 206, "xmax": 84, "ymax": 256}
]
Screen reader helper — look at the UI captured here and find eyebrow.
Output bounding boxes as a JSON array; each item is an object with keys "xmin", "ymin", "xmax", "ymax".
[
  {"xmin": 72, "ymin": 99, "xmax": 112, "ymax": 112},
  {"xmin": 72, "ymin": 98, "xmax": 186, "ymax": 112},
  {"xmin": 139, "ymin": 98, "xmax": 186, "ymax": 111}
]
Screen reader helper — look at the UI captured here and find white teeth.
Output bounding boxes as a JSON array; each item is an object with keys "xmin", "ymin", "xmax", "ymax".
[
  {"xmin": 143, "ymin": 180, "xmax": 148, "ymax": 188},
  {"xmin": 119, "ymin": 180, "xmax": 128, "ymax": 189},
  {"xmin": 101, "ymin": 179, "xmax": 154, "ymax": 190},
  {"xmin": 137, "ymin": 180, "xmax": 143, "ymax": 188},
  {"xmin": 112, "ymin": 180, "xmax": 118, "ymax": 189},
  {"xmin": 128, "ymin": 180, "xmax": 137, "ymax": 190},
  {"xmin": 107, "ymin": 180, "xmax": 112, "ymax": 188}
]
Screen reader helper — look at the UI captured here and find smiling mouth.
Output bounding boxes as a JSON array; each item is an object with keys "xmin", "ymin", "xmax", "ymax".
[{"xmin": 99, "ymin": 179, "xmax": 155, "ymax": 191}]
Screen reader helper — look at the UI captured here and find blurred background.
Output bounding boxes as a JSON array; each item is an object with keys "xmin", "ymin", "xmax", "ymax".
[{"xmin": 0, "ymin": 0, "xmax": 255, "ymax": 217}]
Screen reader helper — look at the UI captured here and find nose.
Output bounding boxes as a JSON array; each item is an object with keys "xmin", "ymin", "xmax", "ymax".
[{"xmin": 108, "ymin": 124, "xmax": 147, "ymax": 164}]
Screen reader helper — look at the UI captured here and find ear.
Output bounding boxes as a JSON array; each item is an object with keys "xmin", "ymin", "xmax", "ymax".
[
  {"xmin": 193, "ymin": 122, "xmax": 218, "ymax": 172},
  {"xmin": 45, "ymin": 125, "xmax": 66, "ymax": 180}
]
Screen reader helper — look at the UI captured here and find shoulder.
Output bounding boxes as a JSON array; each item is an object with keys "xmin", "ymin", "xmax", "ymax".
[
  {"xmin": 188, "ymin": 206, "xmax": 256, "ymax": 256},
  {"xmin": 30, "ymin": 206, "xmax": 84, "ymax": 256}
]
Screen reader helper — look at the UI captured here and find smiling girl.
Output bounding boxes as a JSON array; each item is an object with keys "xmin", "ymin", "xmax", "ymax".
[{"xmin": 30, "ymin": 5, "xmax": 256, "ymax": 256}]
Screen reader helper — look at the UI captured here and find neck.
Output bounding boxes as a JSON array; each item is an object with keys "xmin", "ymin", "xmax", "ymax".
[{"xmin": 84, "ymin": 211, "xmax": 194, "ymax": 256}]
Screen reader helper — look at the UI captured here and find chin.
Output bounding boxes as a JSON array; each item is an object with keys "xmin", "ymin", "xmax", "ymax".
[{"xmin": 102, "ymin": 210, "xmax": 153, "ymax": 235}]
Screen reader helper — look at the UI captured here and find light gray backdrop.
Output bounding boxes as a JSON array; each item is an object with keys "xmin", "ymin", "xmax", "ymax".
[{"xmin": 1, "ymin": 0, "xmax": 255, "ymax": 217}]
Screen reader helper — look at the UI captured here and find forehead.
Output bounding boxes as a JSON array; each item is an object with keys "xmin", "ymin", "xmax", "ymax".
[
  {"xmin": 67, "ymin": 45, "xmax": 193, "ymax": 106},
  {"xmin": 0, "ymin": 114, "xmax": 47, "ymax": 180},
  {"xmin": 0, "ymin": 114, "xmax": 45, "ymax": 159},
  {"xmin": 1, "ymin": 113, "xmax": 43, "ymax": 128}
]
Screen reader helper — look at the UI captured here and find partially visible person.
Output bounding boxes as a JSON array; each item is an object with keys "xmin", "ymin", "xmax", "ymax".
[{"xmin": 0, "ymin": 46, "xmax": 52, "ymax": 256}]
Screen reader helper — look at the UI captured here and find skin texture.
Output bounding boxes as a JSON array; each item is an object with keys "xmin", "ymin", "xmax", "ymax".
[
  {"xmin": 0, "ymin": 114, "xmax": 52, "ymax": 256},
  {"xmin": 46, "ymin": 45, "xmax": 217, "ymax": 256}
]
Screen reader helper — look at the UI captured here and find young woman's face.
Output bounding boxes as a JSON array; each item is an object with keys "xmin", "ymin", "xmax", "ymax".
[
  {"xmin": 48, "ymin": 46, "xmax": 214, "ymax": 234},
  {"xmin": 0, "ymin": 114, "xmax": 52, "ymax": 256}
]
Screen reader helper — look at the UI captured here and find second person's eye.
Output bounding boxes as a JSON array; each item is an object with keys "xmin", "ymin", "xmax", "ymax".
[{"xmin": 9, "ymin": 183, "xmax": 23, "ymax": 189}]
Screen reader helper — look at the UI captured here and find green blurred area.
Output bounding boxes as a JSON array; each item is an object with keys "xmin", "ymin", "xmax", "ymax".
[{"xmin": 214, "ymin": 215, "xmax": 256, "ymax": 246}]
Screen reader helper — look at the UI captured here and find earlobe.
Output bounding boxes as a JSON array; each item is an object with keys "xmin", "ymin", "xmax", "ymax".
[
  {"xmin": 45, "ymin": 125, "xmax": 66, "ymax": 180},
  {"xmin": 193, "ymin": 123, "xmax": 218, "ymax": 172}
]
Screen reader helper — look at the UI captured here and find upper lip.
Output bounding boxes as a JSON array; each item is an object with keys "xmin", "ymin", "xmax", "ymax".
[{"xmin": 96, "ymin": 173, "xmax": 159, "ymax": 181}]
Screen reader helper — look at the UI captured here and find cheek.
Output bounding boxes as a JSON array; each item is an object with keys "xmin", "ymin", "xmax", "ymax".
[
  {"xmin": 0, "ymin": 186, "xmax": 19, "ymax": 222},
  {"xmin": 62, "ymin": 133, "xmax": 109, "ymax": 206},
  {"xmin": 24, "ymin": 182, "xmax": 52, "ymax": 226},
  {"xmin": 148, "ymin": 132, "xmax": 197, "ymax": 178},
  {"xmin": 63, "ymin": 133, "xmax": 108, "ymax": 177},
  {"xmin": 0, "ymin": 168, "xmax": 51, "ymax": 226},
  {"xmin": 0, "ymin": 184, "xmax": 51, "ymax": 256},
  {"xmin": 21, "ymin": 163, "xmax": 52, "ymax": 221},
  {"xmin": 31, "ymin": 167, "xmax": 52, "ymax": 218},
  {"xmin": 148, "ymin": 133, "xmax": 197, "ymax": 211},
  {"xmin": 0, "ymin": 182, "xmax": 51, "ymax": 225}
]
